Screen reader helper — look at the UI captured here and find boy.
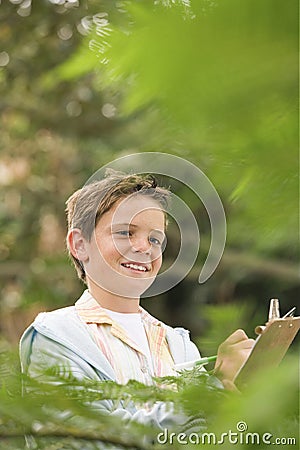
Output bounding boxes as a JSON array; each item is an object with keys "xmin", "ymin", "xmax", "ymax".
[{"xmin": 20, "ymin": 170, "xmax": 254, "ymax": 431}]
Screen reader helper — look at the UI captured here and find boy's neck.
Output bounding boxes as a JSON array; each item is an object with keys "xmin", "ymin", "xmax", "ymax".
[{"xmin": 88, "ymin": 283, "xmax": 140, "ymax": 313}]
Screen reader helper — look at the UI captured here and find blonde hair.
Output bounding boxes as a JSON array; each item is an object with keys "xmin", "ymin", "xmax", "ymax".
[{"xmin": 66, "ymin": 169, "xmax": 170, "ymax": 283}]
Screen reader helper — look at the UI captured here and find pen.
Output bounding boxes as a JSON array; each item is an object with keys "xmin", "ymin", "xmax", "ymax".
[
  {"xmin": 195, "ymin": 355, "xmax": 217, "ymax": 366},
  {"xmin": 175, "ymin": 355, "xmax": 217, "ymax": 371}
]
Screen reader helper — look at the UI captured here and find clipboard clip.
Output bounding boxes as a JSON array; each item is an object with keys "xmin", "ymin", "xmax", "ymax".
[
  {"xmin": 236, "ymin": 300, "xmax": 300, "ymax": 390},
  {"xmin": 255, "ymin": 298, "xmax": 296, "ymax": 335}
]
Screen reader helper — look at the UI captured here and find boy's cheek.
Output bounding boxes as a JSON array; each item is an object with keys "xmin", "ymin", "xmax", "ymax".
[{"xmin": 153, "ymin": 255, "xmax": 163, "ymax": 272}]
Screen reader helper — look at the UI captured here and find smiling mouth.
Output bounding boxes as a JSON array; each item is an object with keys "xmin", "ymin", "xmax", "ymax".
[{"xmin": 121, "ymin": 262, "xmax": 150, "ymax": 273}]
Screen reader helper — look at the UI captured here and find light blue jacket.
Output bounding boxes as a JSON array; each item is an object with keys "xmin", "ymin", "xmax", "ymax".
[{"xmin": 20, "ymin": 301, "xmax": 202, "ymax": 431}]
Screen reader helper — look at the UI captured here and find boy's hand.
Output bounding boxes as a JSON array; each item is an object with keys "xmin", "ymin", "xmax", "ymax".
[{"xmin": 214, "ymin": 329, "xmax": 255, "ymax": 384}]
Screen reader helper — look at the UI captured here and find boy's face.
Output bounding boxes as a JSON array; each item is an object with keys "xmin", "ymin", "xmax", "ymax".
[{"xmin": 84, "ymin": 194, "xmax": 166, "ymax": 298}]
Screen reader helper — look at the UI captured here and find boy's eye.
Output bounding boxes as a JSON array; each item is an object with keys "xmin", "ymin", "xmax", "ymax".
[
  {"xmin": 149, "ymin": 236, "xmax": 162, "ymax": 246},
  {"xmin": 115, "ymin": 230, "xmax": 130, "ymax": 237}
]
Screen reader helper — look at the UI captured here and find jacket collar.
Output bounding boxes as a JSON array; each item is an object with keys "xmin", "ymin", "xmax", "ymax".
[
  {"xmin": 75, "ymin": 290, "xmax": 165, "ymax": 356},
  {"xmin": 75, "ymin": 290, "xmax": 162, "ymax": 328}
]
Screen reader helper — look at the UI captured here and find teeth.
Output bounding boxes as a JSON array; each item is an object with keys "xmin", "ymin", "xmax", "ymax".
[{"xmin": 123, "ymin": 263, "xmax": 147, "ymax": 272}]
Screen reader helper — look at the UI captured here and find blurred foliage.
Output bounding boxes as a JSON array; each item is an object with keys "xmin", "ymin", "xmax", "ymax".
[
  {"xmin": 0, "ymin": 341, "xmax": 298, "ymax": 449},
  {"xmin": 53, "ymin": 0, "xmax": 298, "ymax": 252}
]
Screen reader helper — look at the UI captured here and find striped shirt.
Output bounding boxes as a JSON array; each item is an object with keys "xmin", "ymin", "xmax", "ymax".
[{"xmin": 75, "ymin": 290, "xmax": 177, "ymax": 385}]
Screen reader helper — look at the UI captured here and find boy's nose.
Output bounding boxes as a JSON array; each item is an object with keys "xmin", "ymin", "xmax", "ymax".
[{"xmin": 131, "ymin": 237, "xmax": 151, "ymax": 254}]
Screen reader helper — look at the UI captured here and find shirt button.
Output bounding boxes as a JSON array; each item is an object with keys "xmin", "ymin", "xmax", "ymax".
[{"xmin": 141, "ymin": 366, "xmax": 148, "ymax": 373}]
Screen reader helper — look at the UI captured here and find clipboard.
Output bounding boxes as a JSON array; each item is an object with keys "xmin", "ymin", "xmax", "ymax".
[{"xmin": 235, "ymin": 300, "xmax": 300, "ymax": 390}]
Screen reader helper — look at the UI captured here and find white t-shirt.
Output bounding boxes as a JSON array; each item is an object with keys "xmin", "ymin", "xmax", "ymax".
[{"xmin": 102, "ymin": 308, "xmax": 154, "ymax": 374}]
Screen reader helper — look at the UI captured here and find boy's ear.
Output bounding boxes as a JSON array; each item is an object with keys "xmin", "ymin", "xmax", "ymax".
[{"xmin": 67, "ymin": 228, "xmax": 89, "ymax": 262}]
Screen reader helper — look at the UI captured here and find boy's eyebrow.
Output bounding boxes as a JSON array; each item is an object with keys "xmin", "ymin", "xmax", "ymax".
[
  {"xmin": 111, "ymin": 223, "xmax": 165, "ymax": 235},
  {"xmin": 111, "ymin": 222, "xmax": 137, "ymax": 228},
  {"xmin": 151, "ymin": 229, "xmax": 166, "ymax": 237}
]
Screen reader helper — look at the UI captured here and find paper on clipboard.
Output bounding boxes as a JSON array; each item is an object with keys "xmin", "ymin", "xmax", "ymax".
[{"xmin": 234, "ymin": 316, "xmax": 300, "ymax": 390}]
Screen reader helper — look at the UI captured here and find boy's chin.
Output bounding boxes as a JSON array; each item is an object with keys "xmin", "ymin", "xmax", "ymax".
[
  {"xmin": 122, "ymin": 277, "xmax": 155, "ymax": 297},
  {"xmin": 89, "ymin": 272, "xmax": 156, "ymax": 298}
]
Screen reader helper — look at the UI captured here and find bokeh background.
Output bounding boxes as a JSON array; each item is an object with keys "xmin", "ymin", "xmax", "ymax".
[{"xmin": 0, "ymin": 0, "xmax": 298, "ymax": 358}]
